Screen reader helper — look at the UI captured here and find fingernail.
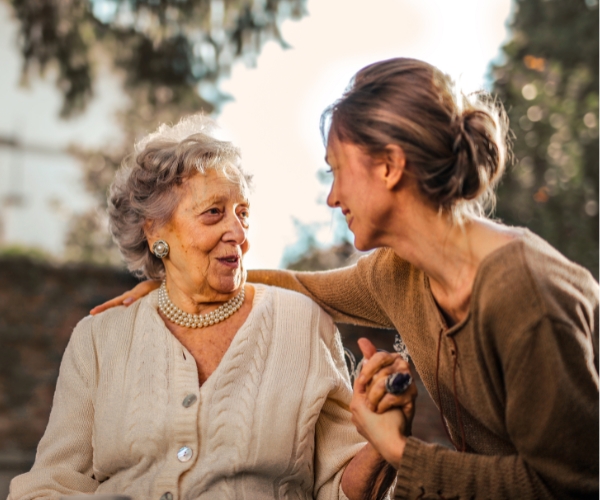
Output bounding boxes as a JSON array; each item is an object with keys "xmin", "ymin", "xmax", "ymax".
[{"xmin": 123, "ymin": 298, "xmax": 134, "ymax": 305}]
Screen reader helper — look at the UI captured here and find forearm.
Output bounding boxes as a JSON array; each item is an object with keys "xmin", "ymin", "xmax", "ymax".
[
  {"xmin": 341, "ymin": 443, "xmax": 396, "ymax": 500},
  {"xmin": 394, "ymin": 437, "xmax": 596, "ymax": 500},
  {"xmin": 247, "ymin": 264, "xmax": 393, "ymax": 328}
]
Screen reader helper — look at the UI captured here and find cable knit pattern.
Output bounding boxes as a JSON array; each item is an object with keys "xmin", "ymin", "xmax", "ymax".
[
  {"xmin": 196, "ymin": 292, "xmax": 274, "ymax": 499},
  {"xmin": 208, "ymin": 299, "xmax": 273, "ymax": 459},
  {"xmin": 9, "ymin": 284, "xmax": 381, "ymax": 500},
  {"xmin": 127, "ymin": 317, "xmax": 170, "ymax": 459},
  {"xmin": 248, "ymin": 229, "xmax": 599, "ymax": 500},
  {"xmin": 277, "ymin": 393, "xmax": 327, "ymax": 499}
]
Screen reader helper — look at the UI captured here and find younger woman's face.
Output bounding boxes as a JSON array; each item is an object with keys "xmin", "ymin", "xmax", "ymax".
[{"xmin": 325, "ymin": 135, "xmax": 394, "ymax": 251}]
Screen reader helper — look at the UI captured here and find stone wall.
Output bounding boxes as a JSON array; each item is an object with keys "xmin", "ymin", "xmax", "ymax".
[
  {"xmin": 0, "ymin": 256, "xmax": 139, "ymax": 496},
  {"xmin": 0, "ymin": 256, "xmax": 450, "ymax": 497}
]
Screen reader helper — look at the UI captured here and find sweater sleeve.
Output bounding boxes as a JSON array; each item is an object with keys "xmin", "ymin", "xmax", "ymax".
[
  {"xmin": 394, "ymin": 315, "xmax": 599, "ymax": 500},
  {"xmin": 312, "ymin": 309, "xmax": 394, "ymax": 500},
  {"xmin": 247, "ymin": 250, "xmax": 394, "ymax": 329},
  {"xmin": 9, "ymin": 317, "xmax": 99, "ymax": 499}
]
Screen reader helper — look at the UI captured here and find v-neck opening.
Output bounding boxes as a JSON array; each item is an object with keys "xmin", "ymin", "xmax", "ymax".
[
  {"xmin": 423, "ymin": 231, "xmax": 528, "ymax": 336},
  {"xmin": 148, "ymin": 284, "xmax": 269, "ymax": 391},
  {"xmin": 198, "ymin": 284, "xmax": 266, "ymax": 394}
]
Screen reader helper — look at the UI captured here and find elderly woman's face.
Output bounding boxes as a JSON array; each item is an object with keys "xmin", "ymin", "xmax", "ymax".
[{"xmin": 152, "ymin": 168, "xmax": 250, "ymax": 298}]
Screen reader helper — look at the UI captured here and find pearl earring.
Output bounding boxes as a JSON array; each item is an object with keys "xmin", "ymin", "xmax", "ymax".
[{"xmin": 152, "ymin": 240, "xmax": 170, "ymax": 258}]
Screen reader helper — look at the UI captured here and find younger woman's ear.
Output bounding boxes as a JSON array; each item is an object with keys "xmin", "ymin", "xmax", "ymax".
[{"xmin": 383, "ymin": 145, "xmax": 406, "ymax": 190}]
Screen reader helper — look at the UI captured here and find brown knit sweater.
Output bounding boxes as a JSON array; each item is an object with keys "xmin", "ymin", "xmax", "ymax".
[{"xmin": 248, "ymin": 229, "xmax": 599, "ymax": 499}]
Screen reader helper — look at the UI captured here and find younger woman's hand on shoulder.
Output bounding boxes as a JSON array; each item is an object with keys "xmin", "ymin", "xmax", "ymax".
[{"xmin": 89, "ymin": 280, "xmax": 161, "ymax": 315}]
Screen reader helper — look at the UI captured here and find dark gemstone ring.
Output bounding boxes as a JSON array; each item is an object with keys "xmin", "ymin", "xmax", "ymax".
[{"xmin": 385, "ymin": 372, "xmax": 413, "ymax": 395}]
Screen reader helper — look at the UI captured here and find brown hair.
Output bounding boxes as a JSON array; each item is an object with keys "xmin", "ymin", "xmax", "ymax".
[{"xmin": 322, "ymin": 58, "xmax": 510, "ymax": 219}]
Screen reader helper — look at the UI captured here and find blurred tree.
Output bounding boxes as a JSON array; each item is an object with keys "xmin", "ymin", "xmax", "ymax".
[
  {"xmin": 6, "ymin": 0, "xmax": 307, "ymax": 264},
  {"xmin": 492, "ymin": 0, "xmax": 599, "ymax": 278},
  {"xmin": 9, "ymin": 0, "xmax": 306, "ymax": 117}
]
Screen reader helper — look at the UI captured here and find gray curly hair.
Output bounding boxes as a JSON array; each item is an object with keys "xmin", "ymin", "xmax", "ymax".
[{"xmin": 108, "ymin": 114, "xmax": 251, "ymax": 280}]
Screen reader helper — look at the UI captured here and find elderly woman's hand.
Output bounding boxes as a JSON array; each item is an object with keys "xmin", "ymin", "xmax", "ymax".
[
  {"xmin": 350, "ymin": 342, "xmax": 412, "ymax": 469},
  {"xmin": 356, "ymin": 338, "xmax": 418, "ymax": 419},
  {"xmin": 90, "ymin": 280, "xmax": 161, "ymax": 315}
]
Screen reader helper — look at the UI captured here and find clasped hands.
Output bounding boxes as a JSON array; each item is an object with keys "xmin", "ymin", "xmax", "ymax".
[{"xmin": 350, "ymin": 338, "xmax": 417, "ymax": 470}]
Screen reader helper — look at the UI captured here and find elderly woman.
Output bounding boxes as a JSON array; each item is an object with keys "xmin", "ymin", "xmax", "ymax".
[
  {"xmin": 96, "ymin": 58, "xmax": 598, "ymax": 499},
  {"xmin": 9, "ymin": 116, "xmax": 398, "ymax": 500}
]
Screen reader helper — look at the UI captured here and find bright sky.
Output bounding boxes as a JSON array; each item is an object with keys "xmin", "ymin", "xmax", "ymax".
[{"xmin": 0, "ymin": 0, "xmax": 512, "ymax": 268}]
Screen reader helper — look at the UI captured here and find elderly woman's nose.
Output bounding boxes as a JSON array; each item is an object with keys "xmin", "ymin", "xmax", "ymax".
[{"xmin": 223, "ymin": 213, "xmax": 247, "ymax": 242}]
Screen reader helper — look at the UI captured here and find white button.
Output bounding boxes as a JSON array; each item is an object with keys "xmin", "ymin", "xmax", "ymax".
[{"xmin": 177, "ymin": 446, "xmax": 193, "ymax": 462}]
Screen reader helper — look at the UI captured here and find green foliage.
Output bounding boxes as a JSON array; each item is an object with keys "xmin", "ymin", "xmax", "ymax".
[
  {"xmin": 492, "ymin": 0, "xmax": 599, "ymax": 277},
  {"xmin": 6, "ymin": 0, "xmax": 307, "ymax": 264},
  {"xmin": 8, "ymin": 0, "xmax": 307, "ymax": 116},
  {"xmin": 0, "ymin": 244, "xmax": 54, "ymax": 262}
]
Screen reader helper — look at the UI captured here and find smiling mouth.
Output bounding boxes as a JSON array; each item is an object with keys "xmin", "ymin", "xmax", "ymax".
[{"xmin": 217, "ymin": 255, "xmax": 241, "ymax": 267}]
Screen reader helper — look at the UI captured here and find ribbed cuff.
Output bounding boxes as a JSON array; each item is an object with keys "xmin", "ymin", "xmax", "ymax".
[{"xmin": 394, "ymin": 437, "xmax": 429, "ymax": 498}]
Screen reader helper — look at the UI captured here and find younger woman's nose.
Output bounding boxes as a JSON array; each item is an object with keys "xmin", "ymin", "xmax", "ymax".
[{"xmin": 326, "ymin": 187, "xmax": 340, "ymax": 208}]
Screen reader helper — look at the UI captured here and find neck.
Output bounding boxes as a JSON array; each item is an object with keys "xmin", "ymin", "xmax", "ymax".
[
  {"xmin": 163, "ymin": 271, "xmax": 244, "ymax": 316},
  {"xmin": 378, "ymin": 202, "xmax": 518, "ymax": 324}
]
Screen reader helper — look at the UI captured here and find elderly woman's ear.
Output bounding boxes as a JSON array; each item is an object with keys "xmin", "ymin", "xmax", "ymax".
[
  {"xmin": 144, "ymin": 220, "xmax": 171, "ymax": 260},
  {"xmin": 144, "ymin": 220, "xmax": 160, "ymax": 251}
]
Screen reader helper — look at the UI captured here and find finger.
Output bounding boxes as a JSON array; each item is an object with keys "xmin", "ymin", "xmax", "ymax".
[
  {"xmin": 375, "ymin": 385, "xmax": 418, "ymax": 414},
  {"xmin": 353, "ymin": 371, "xmax": 368, "ymax": 396},
  {"xmin": 365, "ymin": 377, "xmax": 389, "ymax": 411},
  {"xmin": 357, "ymin": 338, "xmax": 377, "ymax": 360},
  {"xmin": 365, "ymin": 359, "xmax": 411, "ymax": 391},
  {"xmin": 358, "ymin": 352, "xmax": 405, "ymax": 385},
  {"xmin": 89, "ymin": 280, "xmax": 160, "ymax": 315},
  {"xmin": 366, "ymin": 372, "xmax": 417, "ymax": 412},
  {"xmin": 90, "ymin": 294, "xmax": 131, "ymax": 315}
]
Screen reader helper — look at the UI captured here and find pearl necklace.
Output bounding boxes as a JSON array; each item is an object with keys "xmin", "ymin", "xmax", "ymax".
[{"xmin": 158, "ymin": 280, "xmax": 245, "ymax": 328}]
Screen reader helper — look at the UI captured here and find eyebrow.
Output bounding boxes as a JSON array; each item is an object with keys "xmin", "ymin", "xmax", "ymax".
[
  {"xmin": 198, "ymin": 194, "xmax": 250, "ymax": 209},
  {"xmin": 204, "ymin": 195, "xmax": 228, "ymax": 205}
]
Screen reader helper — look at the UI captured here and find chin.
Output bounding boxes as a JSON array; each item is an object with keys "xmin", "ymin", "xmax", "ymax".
[
  {"xmin": 352, "ymin": 234, "xmax": 375, "ymax": 252},
  {"xmin": 212, "ymin": 274, "xmax": 244, "ymax": 295}
]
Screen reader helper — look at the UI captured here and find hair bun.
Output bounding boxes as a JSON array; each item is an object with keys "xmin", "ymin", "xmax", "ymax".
[
  {"xmin": 322, "ymin": 58, "xmax": 510, "ymax": 220},
  {"xmin": 450, "ymin": 105, "xmax": 506, "ymax": 203}
]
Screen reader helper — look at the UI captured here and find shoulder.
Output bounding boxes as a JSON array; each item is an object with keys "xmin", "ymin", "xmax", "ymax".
[
  {"xmin": 357, "ymin": 247, "xmax": 414, "ymax": 275},
  {"xmin": 258, "ymin": 283, "xmax": 336, "ymax": 326},
  {"xmin": 474, "ymin": 229, "xmax": 599, "ymax": 336},
  {"xmin": 257, "ymin": 284, "xmax": 338, "ymax": 343},
  {"xmin": 260, "ymin": 283, "xmax": 328, "ymax": 315},
  {"xmin": 257, "ymin": 285, "xmax": 351, "ymax": 386},
  {"xmin": 71, "ymin": 292, "xmax": 156, "ymax": 352},
  {"xmin": 355, "ymin": 247, "xmax": 422, "ymax": 293}
]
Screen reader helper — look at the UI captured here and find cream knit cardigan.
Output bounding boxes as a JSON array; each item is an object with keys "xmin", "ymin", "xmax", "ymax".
[{"xmin": 10, "ymin": 285, "xmax": 371, "ymax": 500}]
